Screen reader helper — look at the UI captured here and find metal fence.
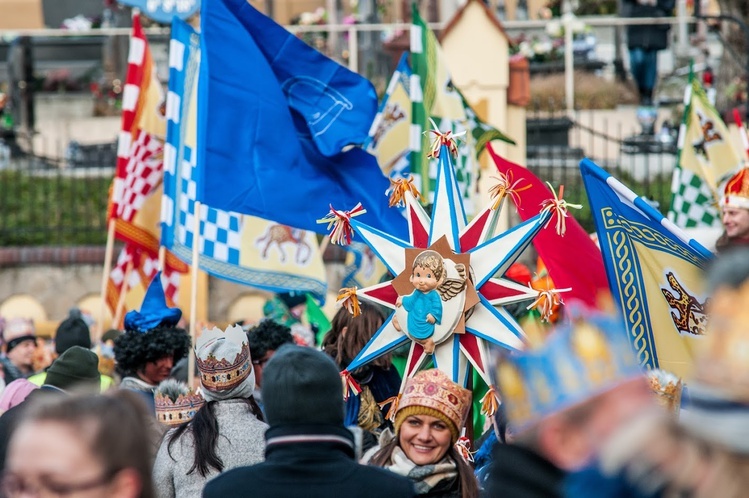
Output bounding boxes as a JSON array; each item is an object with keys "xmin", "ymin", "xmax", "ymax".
[{"xmin": 525, "ymin": 104, "xmax": 677, "ymax": 231}]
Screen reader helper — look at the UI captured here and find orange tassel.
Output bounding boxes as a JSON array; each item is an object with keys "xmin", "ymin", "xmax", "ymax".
[
  {"xmin": 336, "ymin": 287, "xmax": 361, "ymax": 317},
  {"xmin": 378, "ymin": 394, "xmax": 401, "ymax": 422},
  {"xmin": 480, "ymin": 386, "xmax": 500, "ymax": 417},
  {"xmin": 540, "ymin": 183, "xmax": 582, "ymax": 236},
  {"xmin": 489, "ymin": 171, "xmax": 531, "ymax": 210},
  {"xmin": 386, "ymin": 175, "xmax": 422, "ymax": 208},
  {"xmin": 340, "ymin": 369, "xmax": 362, "ymax": 401},
  {"xmin": 455, "ymin": 436, "xmax": 474, "ymax": 463},
  {"xmin": 317, "ymin": 203, "xmax": 367, "ymax": 246}
]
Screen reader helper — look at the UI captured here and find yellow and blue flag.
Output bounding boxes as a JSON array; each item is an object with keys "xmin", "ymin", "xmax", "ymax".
[
  {"xmin": 161, "ymin": 19, "xmax": 327, "ymax": 299},
  {"xmin": 196, "ymin": 0, "xmax": 406, "ymax": 238},
  {"xmin": 581, "ymin": 158, "xmax": 713, "ymax": 378}
]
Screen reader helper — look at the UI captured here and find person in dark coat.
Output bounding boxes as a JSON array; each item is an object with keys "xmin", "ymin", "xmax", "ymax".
[
  {"xmin": 202, "ymin": 345, "xmax": 415, "ymax": 498},
  {"xmin": 623, "ymin": 0, "xmax": 676, "ymax": 105}
]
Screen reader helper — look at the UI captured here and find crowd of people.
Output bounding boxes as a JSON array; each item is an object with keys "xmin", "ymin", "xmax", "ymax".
[{"xmin": 0, "ymin": 242, "xmax": 748, "ymax": 497}]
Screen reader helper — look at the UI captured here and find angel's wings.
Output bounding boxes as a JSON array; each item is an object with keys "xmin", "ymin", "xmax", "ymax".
[{"xmin": 437, "ymin": 263, "xmax": 467, "ymax": 301}]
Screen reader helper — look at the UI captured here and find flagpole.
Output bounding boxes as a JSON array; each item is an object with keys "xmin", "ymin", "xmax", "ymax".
[
  {"xmin": 732, "ymin": 108, "xmax": 749, "ymax": 159},
  {"xmin": 98, "ymin": 219, "xmax": 116, "ymax": 339},
  {"xmin": 112, "ymin": 259, "xmax": 134, "ymax": 329},
  {"xmin": 188, "ymin": 201, "xmax": 201, "ymax": 387},
  {"xmin": 158, "ymin": 245, "xmax": 166, "ymax": 272}
]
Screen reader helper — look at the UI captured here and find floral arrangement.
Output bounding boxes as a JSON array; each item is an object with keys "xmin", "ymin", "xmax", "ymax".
[{"xmin": 510, "ymin": 14, "xmax": 595, "ymax": 64}]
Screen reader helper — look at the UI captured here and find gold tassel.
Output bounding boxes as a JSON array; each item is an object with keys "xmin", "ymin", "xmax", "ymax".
[
  {"xmin": 386, "ymin": 175, "xmax": 422, "ymax": 208},
  {"xmin": 480, "ymin": 386, "xmax": 500, "ymax": 417},
  {"xmin": 336, "ymin": 287, "xmax": 361, "ymax": 317}
]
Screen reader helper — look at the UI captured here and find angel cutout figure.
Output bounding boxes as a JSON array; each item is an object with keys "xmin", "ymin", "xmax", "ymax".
[{"xmin": 393, "ymin": 250, "xmax": 467, "ymax": 354}]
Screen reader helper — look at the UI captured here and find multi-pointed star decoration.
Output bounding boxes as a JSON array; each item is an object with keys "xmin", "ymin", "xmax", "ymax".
[{"xmin": 340, "ymin": 143, "xmax": 552, "ymax": 394}]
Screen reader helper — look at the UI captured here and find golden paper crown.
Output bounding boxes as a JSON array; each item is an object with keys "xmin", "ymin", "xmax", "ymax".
[
  {"xmin": 721, "ymin": 167, "xmax": 749, "ymax": 209},
  {"xmin": 395, "ymin": 369, "xmax": 472, "ymax": 439},
  {"xmin": 195, "ymin": 325, "xmax": 252, "ymax": 392},
  {"xmin": 496, "ymin": 313, "xmax": 642, "ymax": 432},
  {"xmin": 154, "ymin": 380, "xmax": 205, "ymax": 426},
  {"xmin": 695, "ymin": 281, "xmax": 749, "ymax": 401},
  {"xmin": 646, "ymin": 369, "xmax": 683, "ymax": 415}
]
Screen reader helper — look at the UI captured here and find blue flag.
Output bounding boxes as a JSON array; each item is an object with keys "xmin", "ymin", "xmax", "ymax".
[
  {"xmin": 160, "ymin": 19, "xmax": 328, "ymax": 300},
  {"xmin": 197, "ymin": 0, "xmax": 406, "ymax": 238},
  {"xmin": 580, "ymin": 158, "xmax": 712, "ymax": 378}
]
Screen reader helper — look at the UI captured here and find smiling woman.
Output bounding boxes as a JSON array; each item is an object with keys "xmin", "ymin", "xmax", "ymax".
[{"xmin": 364, "ymin": 369, "xmax": 479, "ymax": 498}]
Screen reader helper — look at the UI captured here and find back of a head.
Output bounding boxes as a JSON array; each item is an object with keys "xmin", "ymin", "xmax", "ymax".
[
  {"xmin": 262, "ymin": 344, "xmax": 343, "ymax": 427},
  {"xmin": 54, "ymin": 316, "xmax": 91, "ymax": 356},
  {"xmin": 707, "ymin": 247, "xmax": 749, "ymax": 292},
  {"xmin": 246, "ymin": 319, "xmax": 293, "ymax": 360},
  {"xmin": 15, "ymin": 391, "xmax": 154, "ymax": 498},
  {"xmin": 45, "ymin": 346, "xmax": 100, "ymax": 394}
]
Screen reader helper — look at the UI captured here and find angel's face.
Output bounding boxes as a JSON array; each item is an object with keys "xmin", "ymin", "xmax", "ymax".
[{"xmin": 411, "ymin": 265, "xmax": 440, "ymax": 293}]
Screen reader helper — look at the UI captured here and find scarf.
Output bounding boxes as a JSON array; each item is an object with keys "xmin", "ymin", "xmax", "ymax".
[{"xmin": 379, "ymin": 430, "xmax": 458, "ymax": 495}]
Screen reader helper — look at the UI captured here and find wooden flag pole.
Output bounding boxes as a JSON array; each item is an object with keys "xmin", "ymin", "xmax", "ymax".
[
  {"xmin": 98, "ymin": 219, "xmax": 116, "ymax": 340},
  {"xmin": 112, "ymin": 260, "xmax": 134, "ymax": 330},
  {"xmin": 158, "ymin": 245, "xmax": 166, "ymax": 272},
  {"xmin": 188, "ymin": 201, "xmax": 201, "ymax": 387}
]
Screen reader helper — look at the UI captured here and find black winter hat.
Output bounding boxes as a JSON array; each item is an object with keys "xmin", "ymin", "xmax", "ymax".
[
  {"xmin": 262, "ymin": 344, "xmax": 344, "ymax": 427},
  {"xmin": 45, "ymin": 346, "xmax": 100, "ymax": 393},
  {"xmin": 278, "ymin": 292, "xmax": 307, "ymax": 310},
  {"xmin": 54, "ymin": 317, "xmax": 91, "ymax": 355}
]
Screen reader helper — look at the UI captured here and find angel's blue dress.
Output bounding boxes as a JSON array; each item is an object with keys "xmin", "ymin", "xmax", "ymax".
[{"xmin": 402, "ymin": 289, "xmax": 442, "ymax": 340}]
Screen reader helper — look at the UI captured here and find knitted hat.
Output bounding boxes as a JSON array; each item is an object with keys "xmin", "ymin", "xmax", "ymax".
[
  {"xmin": 262, "ymin": 344, "xmax": 344, "ymax": 426},
  {"xmin": 195, "ymin": 325, "xmax": 254, "ymax": 402},
  {"xmin": 45, "ymin": 346, "xmax": 101, "ymax": 393},
  {"xmin": 54, "ymin": 316, "xmax": 91, "ymax": 355},
  {"xmin": 3, "ymin": 318, "xmax": 35, "ymax": 352},
  {"xmin": 721, "ymin": 167, "xmax": 749, "ymax": 210},
  {"xmin": 394, "ymin": 369, "xmax": 472, "ymax": 444}
]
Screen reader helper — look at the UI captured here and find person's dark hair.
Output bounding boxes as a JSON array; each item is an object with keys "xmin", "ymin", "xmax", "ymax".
[
  {"xmin": 322, "ymin": 302, "xmax": 389, "ymax": 369},
  {"xmin": 19, "ymin": 391, "xmax": 155, "ymax": 498},
  {"xmin": 113, "ymin": 326, "xmax": 190, "ymax": 377},
  {"xmin": 370, "ymin": 438, "xmax": 479, "ymax": 498},
  {"xmin": 166, "ymin": 397, "xmax": 264, "ymax": 477},
  {"xmin": 246, "ymin": 319, "xmax": 293, "ymax": 361}
]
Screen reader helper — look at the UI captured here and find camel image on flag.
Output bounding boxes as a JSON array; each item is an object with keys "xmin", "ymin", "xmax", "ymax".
[{"xmin": 581, "ymin": 158, "xmax": 713, "ymax": 378}]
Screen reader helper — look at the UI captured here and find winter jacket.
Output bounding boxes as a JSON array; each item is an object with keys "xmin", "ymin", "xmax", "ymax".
[
  {"xmin": 202, "ymin": 424, "xmax": 415, "ymax": 498},
  {"xmin": 153, "ymin": 399, "xmax": 267, "ymax": 498},
  {"xmin": 486, "ymin": 443, "xmax": 566, "ymax": 498},
  {"xmin": 624, "ymin": 0, "xmax": 676, "ymax": 51}
]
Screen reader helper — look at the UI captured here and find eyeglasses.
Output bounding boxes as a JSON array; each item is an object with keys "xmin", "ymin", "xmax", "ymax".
[{"xmin": 0, "ymin": 470, "xmax": 114, "ymax": 497}]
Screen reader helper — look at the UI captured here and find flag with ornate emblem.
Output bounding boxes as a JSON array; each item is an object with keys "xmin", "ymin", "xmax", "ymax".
[
  {"xmin": 582, "ymin": 158, "xmax": 713, "ymax": 378},
  {"xmin": 669, "ymin": 73, "xmax": 743, "ymax": 228}
]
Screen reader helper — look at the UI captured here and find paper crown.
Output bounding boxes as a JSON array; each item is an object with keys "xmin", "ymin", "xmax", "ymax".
[
  {"xmin": 496, "ymin": 312, "xmax": 642, "ymax": 432},
  {"xmin": 693, "ymin": 281, "xmax": 749, "ymax": 401},
  {"xmin": 646, "ymin": 369, "xmax": 683, "ymax": 415},
  {"xmin": 123, "ymin": 272, "xmax": 182, "ymax": 333},
  {"xmin": 154, "ymin": 379, "xmax": 205, "ymax": 426},
  {"xmin": 721, "ymin": 167, "xmax": 749, "ymax": 210},
  {"xmin": 395, "ymin": 369, "xmax": 472, "ymax": 442},
  {"xmin": 195, "ymin": 325, "xmax": 252, "ymax": 392}
]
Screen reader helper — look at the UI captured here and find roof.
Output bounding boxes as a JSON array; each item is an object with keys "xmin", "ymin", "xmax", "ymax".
[{"xmin": 439, "ymin": 0, "xmax": 510, "ymax": 43}]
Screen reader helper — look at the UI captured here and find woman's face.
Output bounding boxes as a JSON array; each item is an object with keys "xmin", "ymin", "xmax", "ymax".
[
  {"xmin": 398, "ymin": 414, "xmax": 452, "ymax": 465},
  {"xmin": 5, "ymin": 421, "xmax": 136, "ymax": 498}
]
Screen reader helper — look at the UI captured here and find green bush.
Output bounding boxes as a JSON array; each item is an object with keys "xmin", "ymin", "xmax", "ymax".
[{"xmin": 0, "ymin": 170, "xmax": 110, "ymax": 246}]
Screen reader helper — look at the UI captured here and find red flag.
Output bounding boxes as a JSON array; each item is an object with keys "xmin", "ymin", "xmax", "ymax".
[{"xmin": 487, "ymin": 145, "xmax": 608, "ymax": 308}]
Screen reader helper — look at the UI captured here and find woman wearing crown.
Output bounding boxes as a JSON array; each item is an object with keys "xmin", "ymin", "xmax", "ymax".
[
  {"xmin": 152, "ymin": 325, "xmax": 268, "ymax": 498},
  {"xmin": 363, "ymin": 369, "xmax": 479, "ymax": 498}
]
